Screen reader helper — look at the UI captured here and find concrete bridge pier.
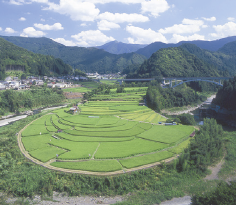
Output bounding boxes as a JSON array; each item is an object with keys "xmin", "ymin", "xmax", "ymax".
[
  {"xmin": 219, "ymin": 79, "xmax": 221, "ymax": 85},
  {"xmin": 170, "ymin": 80, "xmax": 172, "ymax": 88}
]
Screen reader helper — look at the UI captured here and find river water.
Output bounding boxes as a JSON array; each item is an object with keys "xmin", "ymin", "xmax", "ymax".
[{"xmin": 191, "ymin": 95, "xmax": 216, "ymax": 125}]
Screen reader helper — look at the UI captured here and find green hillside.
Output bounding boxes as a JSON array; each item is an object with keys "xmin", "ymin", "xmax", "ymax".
[
  {"xmin": 218, "ymin": 40, "xmax": 236, "ymax": 56},
  {"xmin": 0, "ymin": 36, "xmax": 147, "ymax": 74},
  {"xmin": 180, "ymin": 43, "xmax": 235, "ymax": 76},
  {"xmin": 0, "ymin": 38, "xmax": 72, "ymax": 79},
  {"xmin": 127, "ymin": 47, "xmax": 220, "ymax": 78}
]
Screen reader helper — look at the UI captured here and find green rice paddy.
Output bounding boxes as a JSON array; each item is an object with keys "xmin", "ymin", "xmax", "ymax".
[{"xmin": 20, "ymin": 87, "xmax": 195, "ymax": 173}]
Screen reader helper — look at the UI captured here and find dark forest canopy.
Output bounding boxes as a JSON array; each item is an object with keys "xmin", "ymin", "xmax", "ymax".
[
  {"xmin": 212, "ymin": 76, "xmax": 236, "ymax": 111},
  {"xmin": 0, "ymin": 38, "xmax": 72, "ymax": 79}
]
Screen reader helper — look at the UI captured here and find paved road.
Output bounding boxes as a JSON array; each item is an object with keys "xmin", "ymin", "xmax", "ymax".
[
  {"xmin": 160, "ymin": 196, "xmax": 191, "ymax": 205},
  {"xmin": 0, "ymin": 115, "xmax": 28, "ymax": 127}
]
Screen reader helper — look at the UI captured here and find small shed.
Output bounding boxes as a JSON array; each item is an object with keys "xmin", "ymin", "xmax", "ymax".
[
  {"xmin": 190, "ymin": 131, "xmax": 196, "ymax": 137},
  {"xmin": 139, "ymin": 102, "xmax": 145, "ymax": 106},
  {"xmin": 70, "ymin": 106, "xmax": 78, "ymax": 114}
]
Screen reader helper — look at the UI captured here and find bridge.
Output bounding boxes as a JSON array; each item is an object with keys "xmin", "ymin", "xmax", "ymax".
[
  {"xmin": 161, "ymin": 77, "xmax": 231, "ymax": 87},
  {"xmin": 101, "ymin": 77, "xmax": 232, "ymax": 87}
]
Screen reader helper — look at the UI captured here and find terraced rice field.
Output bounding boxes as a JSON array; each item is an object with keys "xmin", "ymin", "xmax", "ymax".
[
  {"xmin": 20, "ymin": 100, "xmax": 194, "ymax": 173},
  {"xmin": 19, "ymin": 87, "xmax": 194, "ymax": 173}
]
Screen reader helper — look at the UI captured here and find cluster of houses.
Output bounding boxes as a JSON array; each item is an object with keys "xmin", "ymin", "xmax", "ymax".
[
  {"xmin": 86, "ymin": 72, "xmax": 123, "ymax": 79},
  {"xmin": 0, "ymin": 71, "xmax": 124, "ymax": 91},
  {"xmin": 0, "ymin": 76, "xmax": 73, "ymax": 90}
]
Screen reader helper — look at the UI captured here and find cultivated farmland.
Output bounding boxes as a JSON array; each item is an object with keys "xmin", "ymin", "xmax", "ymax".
[{"xmin": 19, "ymin": 87, "xmax": 194, "ymax": 173}]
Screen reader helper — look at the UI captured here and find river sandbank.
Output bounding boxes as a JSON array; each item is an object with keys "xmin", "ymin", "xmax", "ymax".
[{"xmin": 161, "ymin": 95, "xmax": 216, "ymax": 116}]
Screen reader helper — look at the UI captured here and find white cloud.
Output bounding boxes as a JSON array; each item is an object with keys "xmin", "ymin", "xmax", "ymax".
[
  {"xmin": 0, "ymin": 27, "xmax": 2, "ymax": 31},
  {"xmin": 202, "ymin": 17, "xmax": 216, "ymax": 22},
  {"xmin": 46, "ymin": 0, "xmax": 100, "ymax": 21},
  {"xmin": 52, "ymin": 38, "xmax": 77, "ymax": 46},
  {"xmin": 31, "ymin": 0, "xmax": 48, "ymax": 3},
  {"xmin": 5, "ymin": 27, "xmax": 16, "ymax": 34},
  {"xmin": 80, "ymin": 23, "xmax": 87, "ymax": 27},
  {"xmin": 19, "ymin": 17, "xmax": 26, "ymax": 21},
  {"xmin": 228, "ymin": 17, "xmax": 235, "ymax": 22},
  {"xmin": 97, "ymin": 20, "xmax": 120, "ymax": 30},
  {"xmin": 84, "ymin": 0, "xmax": 143, "ymax": 3},
  {"xmin": 20, "ymin": 27, "xmax": 46, "ymax": 37},
  {"xmin": 9, "ymin": 0, "xmax": 144, "ymax": 5},
  {"xmin": 71, "ymin": 30, "xmax": 115, "ymax": 47},
  {"xmin": 170, "ymin": 34, "xmax": 205, "ymax": 43},
  {"xmin": 98, "ymin": 12, "xmax": 149, "ymax": 23},
  {"xmin": 141, "ymin": 0, "xmax": 170, "ymax": 17},
  {"xmin": 9, "ymin": 0, "xmax": 26, "ymax": 5},
  {"xmin": 34, "ymin": 22, "xmax": 64, "ymax": 30},
  {"xmin": 159, "ymin": 18, "xmax": 205, "ymax": 34},
  {"xmin": 40, "ymin": 18, "xmax": 45, "ymax": 22},
  {"xmin": 210, "ymin": 22, "xmax": 236, "ymax": 39},
  {"xmin": 126, "ymin": 25, "xmax": 167, "ymax": 44}
]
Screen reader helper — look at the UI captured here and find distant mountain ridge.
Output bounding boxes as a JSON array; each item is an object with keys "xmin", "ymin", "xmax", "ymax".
[
  {"xmin": 135, "ymin": 36, "xmax": 236, "ymax": 58},
  {"xmin": 0, "ymin": 36, "xmax": 146, "ymax": 74},
  {"xmin": 96, "ymin": 40, "xmax": 147, "ymax": 54},
  {"xmin": 2, "ymin": 35, "xmax": 236, "ymax": 76}
]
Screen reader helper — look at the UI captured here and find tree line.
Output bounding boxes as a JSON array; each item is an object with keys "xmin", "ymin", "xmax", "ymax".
[
  {"xmin": 146, "ymin": 81, "xmax": 207, "ymax": 112},
  {"xmin": 0, "ymin": 87, "xmax": 65, "ymax": 116}
]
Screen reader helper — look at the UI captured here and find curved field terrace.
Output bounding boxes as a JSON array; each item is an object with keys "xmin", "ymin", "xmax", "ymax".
[{"xmin": 19, "ymin": 101, "xmax": 194, "ymax": 174}]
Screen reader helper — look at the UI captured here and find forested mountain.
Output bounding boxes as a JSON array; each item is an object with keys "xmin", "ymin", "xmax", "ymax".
[
  {"xmin": 212, "ymin": 76, "xmax": 236, "ymax": 111},
  {"xmin": 180, "ymin": 44, "xmax": 234, "ymax": 76},
  {"xmin": 0, "ymin": 36, "xmax": 146, "ymax": 74},
  {"xmin": 0, "ymin": 38, "xmax": 72, "ymax": 79},
  {"xmin": 218, "ymin": 40, "xmax": 236, "ymax": 55},
  {"xmin": 136, "ymin": 36, "xmax": 236, "ymax": 58},
  {"xmin": 96, "ymin": 40, "xmax": 146, "ymax": 54},
  {"xmin": 126, "ymin": 47, "xmax": 221, "ymax": 78}
]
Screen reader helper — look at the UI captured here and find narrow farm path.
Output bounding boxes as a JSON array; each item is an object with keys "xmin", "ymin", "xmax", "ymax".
[
  {"xmin": 204, "ymin": 155, "xmax": 225, "ymax": 180},
  {"xmin": 91, "ymin": 143, "xmax": 100, "ymax": 159}
]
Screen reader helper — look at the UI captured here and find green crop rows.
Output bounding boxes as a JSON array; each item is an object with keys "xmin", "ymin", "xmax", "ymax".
[{"xmin": 20, "ymin": 87, "xmax": 194, "ymax": 172}]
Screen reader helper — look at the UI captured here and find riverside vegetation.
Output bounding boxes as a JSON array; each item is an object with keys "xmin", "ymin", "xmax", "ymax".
[{"xmin": 0, "ymin": 87, "xmax": 65, "ymax": 116}]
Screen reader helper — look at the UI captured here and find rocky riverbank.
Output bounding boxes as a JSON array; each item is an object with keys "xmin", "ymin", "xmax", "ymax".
[
  {"xmin": 3, "ymin": 192, "xmax": 123, "ymax": 205},
  {"xmin": 161, "ymin": 95, "xmax": 216, "ymax": 116}
]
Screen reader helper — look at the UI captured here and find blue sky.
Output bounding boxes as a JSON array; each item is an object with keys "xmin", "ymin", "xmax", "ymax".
[{"xmin": 1, "ymin": 0, "xmax": 236, "ymax": 47}]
